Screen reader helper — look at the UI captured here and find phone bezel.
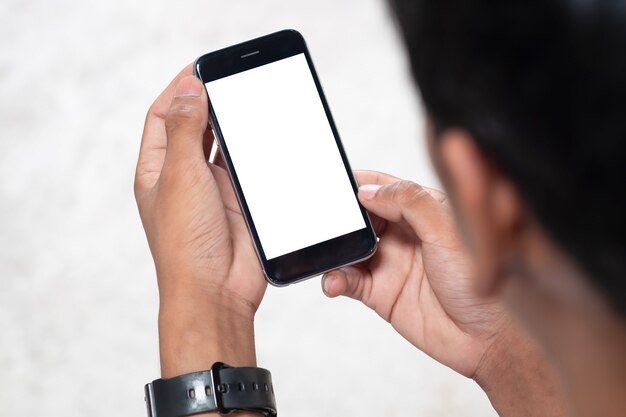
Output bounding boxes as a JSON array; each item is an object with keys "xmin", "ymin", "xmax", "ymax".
[{"xmin": 194, "ymin": 29, "xmax": 377, "ymax": 286}]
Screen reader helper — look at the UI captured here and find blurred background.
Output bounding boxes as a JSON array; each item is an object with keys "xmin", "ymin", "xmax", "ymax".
[{"xmin": 0, "ymin": 0, "xmax": 497, "ymax": 415}]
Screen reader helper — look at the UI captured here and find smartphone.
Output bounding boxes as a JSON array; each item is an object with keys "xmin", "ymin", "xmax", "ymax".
[{"xmin": 194, "ymin": 29, "xmax": 377, "ymax": 286}]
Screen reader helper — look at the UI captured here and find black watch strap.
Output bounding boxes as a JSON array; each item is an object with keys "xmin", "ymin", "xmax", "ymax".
[{"xmin": 145, "ymin": 362, "xmax": 277, "ymax": 417}]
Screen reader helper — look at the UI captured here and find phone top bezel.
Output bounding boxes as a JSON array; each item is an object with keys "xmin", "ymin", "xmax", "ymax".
[{"xmin": 194, "ymin": 29, "xmax": 377, "ymax": 286}]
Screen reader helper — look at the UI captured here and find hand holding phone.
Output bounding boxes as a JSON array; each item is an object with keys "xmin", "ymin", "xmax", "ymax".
[
  {"xmin": 195, "ymin": 30, "xmax": 377, "ymax": 285},
  {"xmin": 136, "ymin": 65, "xmax": 271, "ymax": 376}
]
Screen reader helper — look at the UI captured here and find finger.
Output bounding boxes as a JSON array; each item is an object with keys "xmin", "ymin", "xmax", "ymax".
[
  {"xmin": 354, "ymin": 170, "xmax": 449, "ymax": 207},
  {"xmin": 354, "ymin": 170, "xmax": 403, "ymax": 236},
  {"xmin": 136, "ymin": 64, "xmax": 193, "ymax": 194},
  {"xmin": 422, "ymin": 186, "xmax": 450, "ymax": 207},
  {"xmin": 355, "ymin": 170, "xmax": 449, "ymax": 208},
  {"xmin": 354, "ymin": 170, "xmax": 402, "ymax": 187},
  {"xmin": 321, "ymin": 266, "xmax": 373, "ymax": 304},
  {"xmin": 163, "ymin": 75, "xmax": 209, "ymax": 167},
  {"xmin": 368, "ymin": 211, "xmax": 387, "ymax": 237},
  {"xmin": 357, "ymin": 180, "xmax": 451, "ymax": 243},
  {"xmin": 208, "ymin": 163, "xmax": 240, "ymax": 212},
  {"xmin": 202, "ymin": 124, "xmax": 216, "ymax": 162},
  {"xmin": 213, "ymin": 148, "xmax": 227, "ymax": 169}
]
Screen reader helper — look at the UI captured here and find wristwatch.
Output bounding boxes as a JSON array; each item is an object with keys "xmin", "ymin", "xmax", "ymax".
[{"xmin": 144, "ymin": 362, "xmax": 277, "ymax": 416}]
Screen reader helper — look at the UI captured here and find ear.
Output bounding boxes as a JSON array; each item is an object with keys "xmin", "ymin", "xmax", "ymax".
[{"xmin": 434, "ymin": 129, "xmax": 523, "ymax": 296}]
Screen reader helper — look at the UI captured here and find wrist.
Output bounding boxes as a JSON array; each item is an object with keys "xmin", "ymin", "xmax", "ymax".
[
  {"xmin": 155, "ymin": 282, "xmax": 263, "ymax": 417},
  {"xmin": 473, "ymin": 322, "xmax": 566, "ymax": 417},
  {"xmin": 155, "ymin": 263, "xmax": 259, "ymax": 320},
  {"xmin": 158, "ymin": 293, "xmax": 257, "ymax": 378}
]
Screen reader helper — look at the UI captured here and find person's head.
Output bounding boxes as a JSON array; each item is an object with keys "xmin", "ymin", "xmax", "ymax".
[{"xmin": 388, "ymin": 0, "xmax": 626, "ymax": 319}]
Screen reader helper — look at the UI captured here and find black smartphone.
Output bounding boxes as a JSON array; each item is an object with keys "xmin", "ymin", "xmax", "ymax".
[{"xmin": 194, "ymin": 29, "xmax": 377, "ymax": 286}]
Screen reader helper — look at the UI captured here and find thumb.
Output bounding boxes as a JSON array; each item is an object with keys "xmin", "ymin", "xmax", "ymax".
[
  {"xmin": 163, "ymin": 75, "xmax": 208, "ymax": 166},
  {"xmin": 322, "ymin": 266, "xmax": 373, "ymax": 305},
  {"xmin": 358, "ymin": 180, "xmax": 450, "ymax": 243}
]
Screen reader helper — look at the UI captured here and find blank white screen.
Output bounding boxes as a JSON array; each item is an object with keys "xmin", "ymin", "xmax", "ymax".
[{"xmin": 205, "ymin": 53, "xmax": 365, "ymax": 260}]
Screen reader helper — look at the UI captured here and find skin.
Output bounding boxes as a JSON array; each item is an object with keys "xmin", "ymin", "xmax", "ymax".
[{"xmin": 135, "ymin": 67, "xmax": 626, "ymax": 416}]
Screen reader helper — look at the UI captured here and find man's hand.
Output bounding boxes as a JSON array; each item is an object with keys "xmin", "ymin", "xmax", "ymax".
[
  {"xmin": 135, "ymin": 66, "xmax": 266, "ymax": 377},
  {"xmin": 323, "ymin": 170, "xmax": 507, "ymax": 377},
  {"xmin": 323, "ymin": 171, "xmax": 565, "ymax": 416}
]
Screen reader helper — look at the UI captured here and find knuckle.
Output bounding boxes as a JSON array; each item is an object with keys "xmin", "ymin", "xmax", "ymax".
[
  {"xmin": 133, "ymin": 176, "xmax": 153, "ymax": 217},
  {"xmin": 134, "ymin": 167, "xmax": 151, "ymax": 199},
  {"xmin": 133, "ymin": 174, "xmax": 143, "ymax": 198},
  {"xmin": 146, "ymin": 101, "xmax": 161, "ymax": 122},
  {"xmin": 388, "ymin": 180, "xmax": 427, "ymax": 205},
  {"xmin": 165, "ymin": 101, "xmax": 204, "ymax": 132}
]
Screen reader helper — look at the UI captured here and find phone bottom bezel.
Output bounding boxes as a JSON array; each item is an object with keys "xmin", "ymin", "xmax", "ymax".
[{"xmin": 262, "ymin": 228, "xmax": 377, "ymax": 286}]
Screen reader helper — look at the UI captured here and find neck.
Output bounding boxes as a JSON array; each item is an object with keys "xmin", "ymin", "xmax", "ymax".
[{"xmin": 504, "ymin": 233, "xmax": 626, "ymax": 417}]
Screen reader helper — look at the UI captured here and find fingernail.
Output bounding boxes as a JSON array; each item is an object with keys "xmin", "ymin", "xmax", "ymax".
[
  {"xmin": 358, "ymin": 184, "xmax": 382, "ymax": 200},
  {"xmin": 174, "ymin": 76, "xmax": 202, "ymax": 98},
  {"xmin": 322, "ymin": 274, "xmax": 335, "ymax": 296}
]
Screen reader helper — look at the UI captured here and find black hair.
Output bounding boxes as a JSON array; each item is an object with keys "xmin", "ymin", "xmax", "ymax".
[{"xmin": 388, "ymin": 0, "xmax": 626, "ymax": 314}]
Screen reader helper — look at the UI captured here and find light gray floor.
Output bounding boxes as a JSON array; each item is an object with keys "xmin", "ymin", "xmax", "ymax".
[{"xmin": 0, "ymin": 1, "xmax": 497, "ymax": 415}]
